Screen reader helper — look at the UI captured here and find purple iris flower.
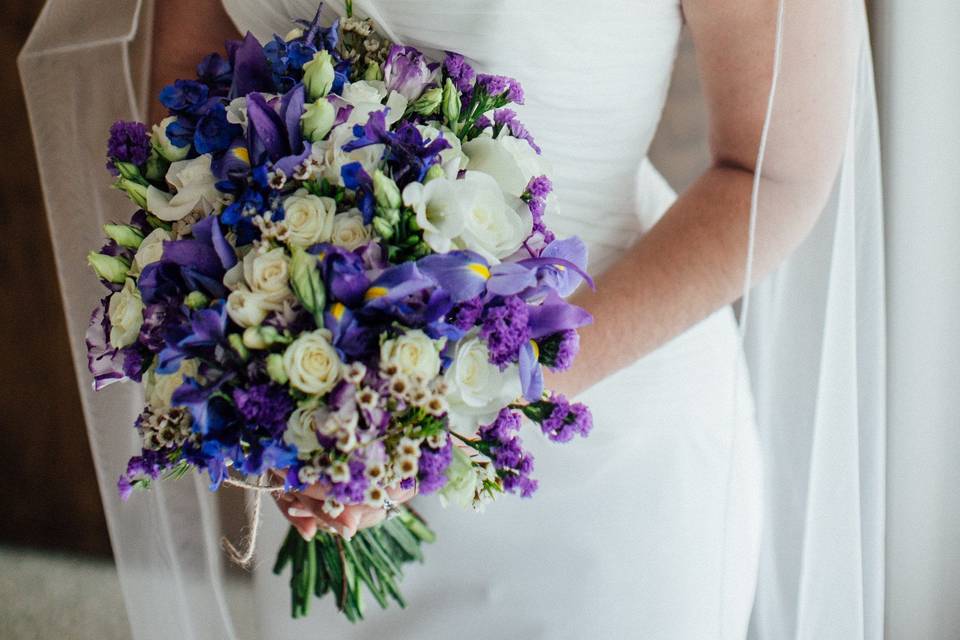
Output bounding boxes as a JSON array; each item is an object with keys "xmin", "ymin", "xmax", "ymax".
[
  {"xmin": 363, "ymin": 262, "xmax": 435, "ymax": 312},
  {"xmin": 340, "ymin": 162, "xmax": 376, "ymax": 222},
  {"xmin": 342, "ymin": 111, "xmax": 449, "ymax": 188},
  {"xmin": 157, "ymin": 302, "xmax": 230, "ymax": 374},
  {"xmin": 227, "ymin": 32, "xmax": 276, "ymax": 99},
  {"xmin": 325, "ymin": 303, "xmax": 375, "ymax": 359},
  {"xmin": 383, "ymin": 44, "xmax": 437, "ymax": 101},
  {"xmin": 519, "ymin": 340, "xmax": 544, "ymax": 402},
  {"xmin": 528, "ymin": 237, "xmax": 590, "ymax": 297},
  {"xmin": 140, "ymin": 235, "xmax": 230, "ymax": 304},
  {"xmin": 245, "ymin": 87, "xmax": 311, "ymax": 175},
  {"xmin": 416, "ymin": 251, "xmax": 491, "ymax": 303},
  {"xmin": 527, "ymin": 292, "xmax": 593, "ymax": 339},
  {"xmin": 314, "ymin": 244, "xmax": 370, "ymax": 307}
]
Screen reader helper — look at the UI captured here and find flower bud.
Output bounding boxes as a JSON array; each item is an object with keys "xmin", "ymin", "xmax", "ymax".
[
  {"xmin": 303, "ymin": 50, "xmax": 335, "ymax": 100},
  {"xmin": 87, "ymin": 252, "xmax": 130, "ymax": 284},
  {"xmin": 284, "ymin": 27, "xmax": 304, "ymax": 42},
  {"xmin": 372, "ymin": 217, "xmax": 394, "ymax": 239},
  {"xmin": 410, "ymin": 87, "xmax": 442, "ymax": 116},
  {"xmin": 363, "ymin": 61, "xmax": 383, "ymax": 82},
  {"xmin": 114, "ymin": 161, "xmax": 142, "ymax": 181},
  {"xmin": 266, "ymin": 353, "xmax": 288, "ymax": 384},
  {"xmin": 424, "ymin": 164, "xmax": 445, "ymax": 183},
  {"xmin": 242, "ymin": 325, "xmax": 287, "ymax": 350},
  {"xmin": 184, "ymin": 291, "xmax": 209, "ymax": 309},
  {"xmin": 228, "ymin": 333, "xmax": 250, "ymax": 360},
  {"xmin": 441, "ymin": 78, "xmax": 461, "ymax": 126},
  {"xmin": 144, "ymin": 151, "xmax": 167, "ymax": 183},
  {"xmin": 300, "ymin": 98, "xmax": 336, "ymax": 142},
  {"xmin": 289, "ymin": 246, "xmax": 326, "ymax": 327},
  {"xmin": 373, "ymin": 170, "xmax": 402, "ymax": 210},
  {"xmin": 103, "ymin": 224, "xmax": 144, "ymax": 249},
  {"xmin": 117, "ymin": 178, "xmax": 148, "ymax": 209}
]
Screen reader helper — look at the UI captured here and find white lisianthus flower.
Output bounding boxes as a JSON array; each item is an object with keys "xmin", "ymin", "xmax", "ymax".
[
  {"xmin": 444, "ymin": 333, "xmax": 522, "ymax": 430},
  {"xmin": 226, "ymin": 287, "xmax": 279, "ymax": 327},
  {"xmin": 330, "ymin": 209, "xmax": 373, "ymax": 250},
  {"xmin": 146, "ymin": 154, "xmax": 221, "ymax": 222},
  {"xmin": 416, "ymin": 124, "xmax": 467, "ymax": 179},
  {"xmin": 282, "ymin": 189, "xmax": 336, "ymax": 247},
  {"xmin": 316, "ymin": 126, "xmax": 385, "ymax": 187},
  {"xmin": 243, "ymin": 247, "xmax": 292, "ymax": 304},
  {"xmin": 225, "ymin": 96, "xmax": 251, "ymax": 132},
  {"xmin": 461, "ymin": 134, "xmax": 550, "ymax": 198},
  {"xmin": 145, "ymin": 359, "xmax": 199, "ymax": 410},
  {"xmin": 107, "ymin": 279, "xmax": 145, "ymax": 349},
  {"xmin": 151, "ymin": 116, "xmax": 190, "ymax": 162},
  {"xmin": 131, "ymin": 228, "xmax": 171, "ymax": 275},
  {"xmin": 457, "ymin": 171, "xmax": 529, "ymax": 261},
  {"xmin": 283, "ymin": 330, "xmax": 342, "ymax": 395},
  {"xmin": 380, "ymin": 330, "xmax": 444, "ymax": 382},
  {"xmin": 340, "ymin": 80, "xmax": 408, "ymax": 127},
  {"xmin": 402, "ymin": 177, "xmax": 467, "ymax": 254},
  {"xmin": 284, "ymin": 406, "xmax": 325, "ymax": 459},
  {"xmin": 439, "ymin": 445, "xmax": 479, "ymax": 509}
]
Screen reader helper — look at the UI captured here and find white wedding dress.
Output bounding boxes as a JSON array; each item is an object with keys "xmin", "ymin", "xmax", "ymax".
[{"xmin": 222, "ymin": 1, "xmax": 762, "ymax": 638}]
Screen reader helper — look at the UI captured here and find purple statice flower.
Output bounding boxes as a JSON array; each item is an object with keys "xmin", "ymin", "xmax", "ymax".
[
  {"xmin": 535, "ymin": 393, "xmax": 593, "ymax": 443},
  {"xmin": 383, "ymin": 44, "xmax": 436, "ymax": 101},
  {"xmin": 539, "ymin": 329, "xmax": 580, "ymax": 371},
  {"xmin": 232, "ymin": 383, "xmax": 294, "ymax": 438},
  {"xmin": 522, "ymin": 174, "xmax": 554, "ymax": 242},
  {"xmin": 473, "ymin": 115, "xmax": 492, "ymax": 132},
  {"xmin": 479, "ymin": 409, "xmax": 538, "ymax": 497},
  {"xmin": 477, "ymin": 74, "xmax": 524, "ymax": 104},
  {"xmin": 328, "ymin": 458, "xmax": 369, "ymax": 504},
  {"xmin": 443, "ymin": 52, "xmax": 475, "ymax": 93},
  {"xmin": 106, "ymin": 120, "xmax": 151, "ymax": 175},
  {"xmin": 493, "ymin": 108, "xmax": 516, "ymax": 127},
  {"xmin": 117, "ymin": 449, "xmax": 168, "ymax": 500},
  {"xmin": 417, "ymin": 436, "xmax": 454, "ymax": 494},
  {"xmin": 480, "ymin": 295, "xmax": 531, "ymax": 368},
  {"xmin": 492, "ymin": 108, "xmax": 541, "ymax": 154},
  {"xmin": 449, "ymin": 296, "xmax": 485, "ymax": 330},
  {"xmin": 526, "ymin": 175, "xmax": 553, "ymax": 199}
]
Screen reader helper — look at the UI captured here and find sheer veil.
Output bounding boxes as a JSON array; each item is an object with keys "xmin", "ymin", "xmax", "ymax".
[{"xmin": 19, "ymin": 0, "xmax": 884, "ymax": 638}]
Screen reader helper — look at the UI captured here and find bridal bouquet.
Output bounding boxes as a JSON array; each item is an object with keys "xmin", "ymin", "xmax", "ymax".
[{"xmin": 86, "ymin": 3, "xmax": 593, "ymax": 621}]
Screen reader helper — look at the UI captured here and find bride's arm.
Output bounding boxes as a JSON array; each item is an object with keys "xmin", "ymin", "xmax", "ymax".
[
  {"xmin": 148, "ymin": 0, "xmax": 240, "ymax": 123},
  {"xmin": 552, "ymin": 0, "xmax": 849, "ymax": 396}
]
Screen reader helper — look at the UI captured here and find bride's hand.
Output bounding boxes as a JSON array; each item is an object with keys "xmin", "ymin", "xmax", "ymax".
[{"xmin": 273, "ymin": 483, "xmax": 417, "ymax": 541}]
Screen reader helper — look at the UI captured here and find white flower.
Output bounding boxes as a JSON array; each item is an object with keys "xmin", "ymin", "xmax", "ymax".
[
  {"xmin": 243, "ymin": 247, "xmax": 292, "ymax": 304},
  {"xmin": 461, "ymin": 133, "xmax": 550, "ymax": 198},
  {"xmin": 457, "ymin": 172, "xmax": 529, "ymax": 261},
  {"xmin": 316, "ymin": 126, "xmax": 385, "ymax": 187},
  {"xmin": 416, "ymin": 124, "xmax": 467, "ymax": 179},
  {"xmin": 146, "ymin": 154, "xmax": 221, "ymax": 222},
  {"xmin": 339, "ymin": 80, "xmax": 408, "ymax": 128},
  {"xmin": 226, "ymin": 288, "xmax": 280, "ymax": 327},
  {"xmin": 283, "ymin": 330, "xmax": 343, "ymax": 395},
  {"xmin": 330, "ymin": 210, "xmax": 373, "ymax": 250},
  {"xmin": 284, "ymin": 407, "xmax": 323, "ymax": 459},
  {"xmin": 439, "ymin": 445, "xmax": 478, "ymax": 510},
  {"xmin": 282, "ymin": 189, "xmax": 336, "ymax": 247},
  {"xmin": 402, "ymin": 177, "xmax": 467, "ymax": 254},
  {"xmin": 380, "ymin": 329, "xmax": 443, "ymax": 382},
  {"xmin": 444, "ymin": 333, "xmax": 521, "ymax": 431},
  {"xmin": 145, "ymin": 359, "xmax": 199, "ymax": 411},
  {"xmin": 107, "ymin": 279, "xmax": 144, "ymax": 349},
  {"xmin": 151, "ymin": 116, "xmax": 190, "ymax": 162},
  {"xmin": 131, "ymin": 228, "xmax": 171, "ymax": 275}
]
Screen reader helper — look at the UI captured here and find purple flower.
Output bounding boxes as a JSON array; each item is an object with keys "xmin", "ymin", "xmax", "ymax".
[
  {"xmin": 522, "ymin": 393, "xmax": 593, "ymax": 443},
  {"xmin": 328, "ymin": 458, "xmax": 369, "ymax": 504},
  {"xmin": 232, "ymin": 383, "xmax": 294, "ymax": 438},
  {"xmin": 159, "ymin": 79, "xmax": 210, "ymax": 114},
  {"xmin": 383, "ymin": 45, "xmax": 436, "ymax": 101},
  {"xmin": 477, "ymin": 75, "xmax": 524, "ymax": 104},
  {"xmin": 526, "ymin": 175, "xmax": 553, "ymax": 199},
  {"xmin": 493, "ymin": 109, "xmax": 540, "ymax": 154},
  {"xmin": 478, "ymin": 409, "xmax": 538, "ymax": 497},
  {"xmin": 443, "ymin": 52, "xmax": 475, "ymax": 93},
  {"xmin": 450, "ymin": 296, "xmax": 485, "ymax": 331},
  {"xmin": 117, "ymin": 449, "xmax": 168, "ymax": 500},
  {"xmin": 106, "ymin": 121, "xmax": 150, "ymax": 175},
  {"xmin": 538, "ymin": 329, "xmax": 580, "ymax": 371},
  {"xmin": 417, "ymin": 436, "xmax": 453, "ymax": 494},
  {"xmin": 480, "ymin": 295, "xmax": 531, "ymax": 368}
]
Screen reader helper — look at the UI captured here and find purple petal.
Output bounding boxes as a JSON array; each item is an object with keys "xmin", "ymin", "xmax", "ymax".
[
  {"xmin": 280, "ymin": 83, "xmax": 306, "ymax": 153},
  {"xmin": 246, "ymin": 92, "xmax": 287, "ymax": 164},
  {"xmin": 527, "ymin": 293, "xmax": 593, "ymax": 339},
  {"xmin": 416, "ymin": 251, "xmax": 490, "ymax": 303},
  {"xmin": 229, "ymin": 33, "xmax": 275, "ymax": 99},
  {"xmin": 519, "ymin": 340, "xmax": 544, "ymax": 402}
]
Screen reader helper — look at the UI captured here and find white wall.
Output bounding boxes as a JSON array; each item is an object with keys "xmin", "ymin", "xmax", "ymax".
[{"xmin": 872, "ymin": 2, "xmax": 960, "ymax": 637}]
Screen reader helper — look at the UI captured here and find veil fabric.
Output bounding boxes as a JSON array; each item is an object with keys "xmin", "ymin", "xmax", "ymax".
[{"xmin": 19, "ymin": 0, "xmax": 884, "ymax": 638}]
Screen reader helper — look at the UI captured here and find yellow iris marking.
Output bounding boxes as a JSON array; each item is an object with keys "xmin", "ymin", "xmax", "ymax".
[
  {"xmin": 331, "ymin": 302, "xmax": 346, "ymax": 321},
  {"xmin": 467, "ymin": 263, "xmax": 491, "ymax": 279},
  {"xmin": 530, "ymin": 340, "xmax": 540, "ymax": 360},
  {"xmin": 365, "ymin": 286, "xmax": 388, "ymax": 301},
  {"xmin": 232, "ymin": 146, "xmax": 250, "ymax": 164},
  {"xmin": 555, "ymin": 264, "xmax": 566, "ymax": 271}
]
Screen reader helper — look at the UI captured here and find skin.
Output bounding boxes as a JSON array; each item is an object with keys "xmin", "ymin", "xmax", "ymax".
[{"xmin": 151, "ymin": 0, "xmax": 846, "ymax": 540}]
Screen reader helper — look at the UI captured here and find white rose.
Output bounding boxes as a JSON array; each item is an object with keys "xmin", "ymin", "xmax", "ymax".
[
  {"xmin": 145, "ymin": 359, "xmax": 199, "ymax": 410},
  {"xmin": 457, "ymin": 171, "xmax": 529, "ymax": 261},
  {"xmin": 331, "ymin": 209, "xmax": 373, "ymax": 250},
  {"xmin": 226, "ymin": 287, "xmax": 279, "ymax": 327},
  {"xmin": 317, "ymin": 126, "xmax": 385, "ymax": 187},
  {"xmin": 381, "ymin": 330, "xmax": 443, "ymax": 382},
  {"xmin": 151, "ymin": 116, "xmax": 190, "ymax": 162},
  {"xmin": 444, "ymin": 333, "xmax": 521, "ymax": 431},
  {"xmin": 340, "ymin": 80, "xmax": 408, "ymax": 128},
  {"xmin": 284, "ymin": 406, "xmax": 325, "ymax": 459},
  {"xmin": 402, "ymin": 177, "xmax": 467, "ymax": 254},
  {"xmin": 282, "ymin": 189, "xmax": 336, "ymax": 247},
  {"xmin": 146, "ymin": 154, "xmax": 221, "ymax": 222},
  {"xmin": 107, "ymin": 279, "xmax": 144, "ymax": 349},
  {"xmin": 243, "ymin": 247, "xmax": 292, "ymax": 304},
  {"xmin": 131, "ymin": 228, "xmax": 171, "ymax": 275},
  {"xmin": 283, "ymin": 330, "xmax": 342, "ymax": 395},
  {"xmin": 461, "ymin": 134, "xmax": 550, "ymax": 198},
  {"xmin": 417, "ymin": 124, "xmax": 467, "ymax": 179}
]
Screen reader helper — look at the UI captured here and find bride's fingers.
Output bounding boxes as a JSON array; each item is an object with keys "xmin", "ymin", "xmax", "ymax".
[{"xmin": 387, "ymin": 485, "xmax": 417, "ymax": 504}]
